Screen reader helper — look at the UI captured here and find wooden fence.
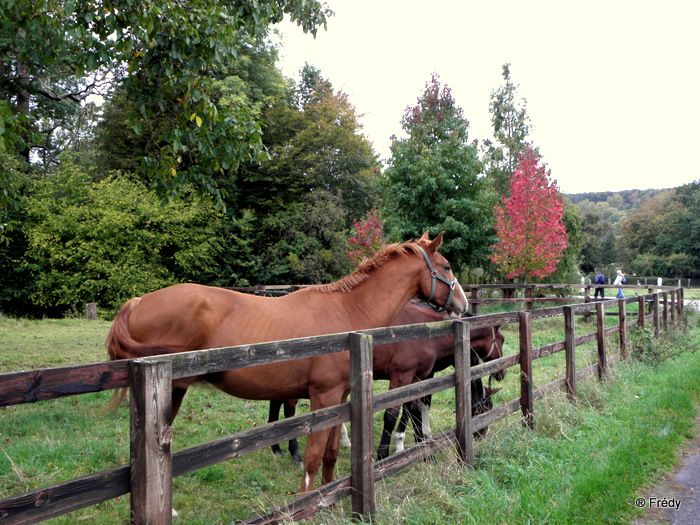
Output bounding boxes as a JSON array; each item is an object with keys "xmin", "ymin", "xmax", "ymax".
[
  {"xmin": 462, "ymin": 283, "xmax": 685, "ymax": 314},
  {"xmin": 0, "ymin": 287, "xmax": 685, "ymax": 524}
]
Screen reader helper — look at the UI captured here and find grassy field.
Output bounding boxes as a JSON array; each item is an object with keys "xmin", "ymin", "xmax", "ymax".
[{"xmin": 1, "ymin": 308, "xmax": 699, "ymax": 524}]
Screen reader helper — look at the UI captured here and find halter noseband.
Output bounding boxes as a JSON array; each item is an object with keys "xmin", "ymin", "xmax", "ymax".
[{"xmin": 417, "ymin": 246, "xmax": 458, "ymax": 313}]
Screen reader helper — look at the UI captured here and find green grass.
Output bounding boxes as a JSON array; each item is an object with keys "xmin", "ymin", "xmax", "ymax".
[{"xmin": 1, "ymin": 312, "xmax": 699, "ymax": 524}]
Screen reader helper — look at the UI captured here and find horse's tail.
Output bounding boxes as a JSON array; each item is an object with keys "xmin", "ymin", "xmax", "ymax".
[
  {"xmin": 104, "ymin": 297, "xmax": 143, "ymax": 411},
  {"xmin": 104, "ymin": 296, "xmax": 185, "ymax": 411}
]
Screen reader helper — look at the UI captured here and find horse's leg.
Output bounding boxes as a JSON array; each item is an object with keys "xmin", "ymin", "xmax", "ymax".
[
  {"xmin": 300, "ymin": 390, "xmax": 344, "ymax": 493},
  {"xmin": 321, "ymin": 424, "xmax": 342, "ymax": 485},
  {"xmin": 407, "ymin": 399, "xmax": 425, "ymax": 444},
  {"xmin": 283, "ymin": 399, "xmax": 303, "ymax": 467},
  {"xmin": 420, "ymin": 394, "xmax": 433, "ymax": 440},
  {"xmin": 268, "ymin": 400, "xmax": 285, "ymax": 456},
  {"xmin": 377, "ymin": 405, "xmax": 401, "ymax": 460},
  {"xmin": 340, "ymin": 423, "xmax": 351, "ymax": 448},
  {"xmin": 394, "ymin": 404, "xmax": 412, "ymax": 452},
  {"xmin": 172, "ymin": 386, "xmax": 188, "ymax": 420}
]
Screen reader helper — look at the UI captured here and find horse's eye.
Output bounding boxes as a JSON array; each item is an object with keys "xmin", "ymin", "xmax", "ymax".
[{"xmin": 445, "ymin": 266, "xmax": 451, "ymax": 272}]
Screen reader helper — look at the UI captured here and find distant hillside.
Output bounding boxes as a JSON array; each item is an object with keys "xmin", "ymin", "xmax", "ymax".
[{"xmin": 565, "ymin": 188, "xmax": 671, "ymax": 211}]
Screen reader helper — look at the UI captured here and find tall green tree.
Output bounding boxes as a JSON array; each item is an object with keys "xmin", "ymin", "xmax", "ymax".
[
  {"xmin": 0, "ymin": 0, "xmax": 331, "ymax": 212},
  {"xmin": 482, "ymin": 64, "xmax": 532, "ymax": 197},
  {"xmin": 382, "ymin": 73, "xmax": 495, "ymax": 271},
  {"xmin": 225, "ymin": 65, "xmax": 380, "ymax": 284}
]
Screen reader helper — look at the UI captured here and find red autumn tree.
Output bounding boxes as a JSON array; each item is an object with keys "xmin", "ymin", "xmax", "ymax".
[
  {"xmin": 346, "ymin": 208, "xmax": 387, "ymax": 265},
  {"xmin": 490, "ymin": 145, "xmax": 568, "ymax": 280}
]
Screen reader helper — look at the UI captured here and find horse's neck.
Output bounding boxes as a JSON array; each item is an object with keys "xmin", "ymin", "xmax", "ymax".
[{"xmin": 338, "ymin": 256, "xmax": 423, "ymax": 328}]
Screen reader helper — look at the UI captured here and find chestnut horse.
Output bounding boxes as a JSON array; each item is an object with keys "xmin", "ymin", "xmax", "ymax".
[
  {"xmin": 105, "ymin": 232, "xmax": 467, "ymax": 493},
  {"xmin": 269, "ymin": 302, "xmax": 504, "ymax": 464}
]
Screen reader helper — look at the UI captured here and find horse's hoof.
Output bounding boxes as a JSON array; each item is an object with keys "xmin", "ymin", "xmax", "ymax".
[{"xmin": 292, "ymin": 456, "xmax": 304, "ymax": 469}]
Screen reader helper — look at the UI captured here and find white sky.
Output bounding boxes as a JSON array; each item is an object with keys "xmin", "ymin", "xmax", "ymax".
[{"xmin": 274, "ymin": 0, "xmax": 700, "ymax": 194}]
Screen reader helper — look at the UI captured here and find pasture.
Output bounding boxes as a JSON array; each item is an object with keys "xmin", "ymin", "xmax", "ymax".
[{"xmin": 1, "ymin": 306, "xmax": 699, "ymax": 524}]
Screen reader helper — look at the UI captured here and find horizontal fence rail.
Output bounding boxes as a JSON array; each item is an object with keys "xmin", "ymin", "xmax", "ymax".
[{"xmin": 0, "ymin": 287, "xmax": 685, "ymax": 524}]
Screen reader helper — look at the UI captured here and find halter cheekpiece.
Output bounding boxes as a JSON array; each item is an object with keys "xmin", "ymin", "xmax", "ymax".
[{"xmin": 417, "ymin": 246, "xmax": 457, "ymax": 313}]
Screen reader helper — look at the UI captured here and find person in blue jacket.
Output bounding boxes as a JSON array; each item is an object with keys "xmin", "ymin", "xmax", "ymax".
[{"xmin": 594, "ymin": 271, "xmax": 605, "ymax": 299}]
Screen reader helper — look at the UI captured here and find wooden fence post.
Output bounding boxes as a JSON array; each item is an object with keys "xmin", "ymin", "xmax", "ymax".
[
  {"xmin": 564, "ymin": 306, "xmax": 576, "ymax": 400},
  {"xmin": 670, "ymin": 290, "xmax": 676, "ymax": 324},
  {"xmin": 653, "ymin": 293, "xmax": 660, "ymax": 336},
  {"xmin": 519, "ymin": 311, "xmax": 534, "ymax": 429},
  {"xmin": 679, "ymin": 287, "xmax": 684, "ymax": 317},
  {"xmin": 662, "ymin": 292, "xmax": 668, "ymax": 332},
  {"xmin": 349, "ymin": 332, "xmax": 375, "ymax": 521},
  {"xmin": 618, "ymin": 299, "xmax": 628, "ymax": 360},
  {"xmin": 470, "ymin": 288, "xmax": 479, "ymax": 315},
  {"xmin": 453, "ymin": 320, "xmax": 472, "ymax": 466},
  {"xmin": 85, "ymin": 303, "xmax": 97, "ymax": 320},
  {"xmin": 130, "ymin": 359, "xmax": 173, "ymax": 525},
  {"xmin": 595, "ymin": 302, "xmax": 606, "ymax": 379},
  {"xmin": 637, "ymin": 296, "xmax": 645, "ymax": 328},
  {"xmin": 525, "ymin": 287, "xmax": 533, "ymax": 311}
]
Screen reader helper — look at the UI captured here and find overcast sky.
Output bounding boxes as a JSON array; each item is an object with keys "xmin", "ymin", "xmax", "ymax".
[{"xmin": 274, "ymin": 0, "xmax": 699, "ymax": 195}]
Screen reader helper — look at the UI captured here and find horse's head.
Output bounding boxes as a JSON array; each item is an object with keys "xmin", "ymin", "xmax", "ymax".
[
  {"xmin": 472, "ymin": 383, "xmax": 500, "ymax": 438},
  {"xmin": 414, "ymin": 231, "xmax": 468, "ymax": 317},
  {"xmin": 462, "ymin": 312, "xmax": 507, "ymax": 382}
]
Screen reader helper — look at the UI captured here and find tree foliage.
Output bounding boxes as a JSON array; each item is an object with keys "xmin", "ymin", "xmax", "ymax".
[
  {"xmin": 382, "ymin": 73, "xmax": 496, "ymax": 271},
  {"xmin": 0, "ymin": 0, "xmax": 331, "ymax": 208},
  {"xmin": 222, "ymin": 65, "xmax": 379, "ymax": 285},
  {"xmin": 620, "ymin": 181, "xmax": 700, "ymax": 277},
  {"xmin": 20, "ymin": 155, "xmax": 224, "ymax": 316},
  {"xmin": 482, "ymin": 64, "xmax": 532, "ymax": 197},
  {"xmin": 490, "ymin": 145, "xmax": 568, "ymax": 281},
  {"xmin": 346, "ymin": 208, "xmax": 387, "ymax": 266}
]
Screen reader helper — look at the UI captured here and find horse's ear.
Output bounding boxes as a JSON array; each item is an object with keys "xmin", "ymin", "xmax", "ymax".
[{"xmin": 426, "ymin": 231, "xmax": 444, "ymax": 253}]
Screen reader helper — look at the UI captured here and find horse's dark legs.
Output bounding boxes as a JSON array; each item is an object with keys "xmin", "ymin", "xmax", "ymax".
[
  {"xmin": 407, "ymin": 397, "xmax": 427, "ymax": 445},
  {"xmin": 269, "ymin": 400, "xmax": 285, "ymax": 456},
  {"xmin": 172, "ymin": 386, "xmax": 189, "ymax": 419},
  {"xmin": 268, "ymin": 400, "xmax": 303, "ymax": 467},
  {"xmin": 377, "ymin": 405, "xmax": 401, "ymax": 460}
]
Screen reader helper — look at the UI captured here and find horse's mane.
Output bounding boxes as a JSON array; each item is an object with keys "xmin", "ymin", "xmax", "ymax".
[{"xmin": 317, "ymin": 241, "xmax": 422, "ymax": 293}]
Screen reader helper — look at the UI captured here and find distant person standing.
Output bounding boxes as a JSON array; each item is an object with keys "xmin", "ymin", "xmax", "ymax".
[
  {"xmin": 594, "ymin": 271, "xmax": 605, "ymax": 299},
  {"xmin": 613, "ymin": 270, "xmax": 626, "ymax": 298}
]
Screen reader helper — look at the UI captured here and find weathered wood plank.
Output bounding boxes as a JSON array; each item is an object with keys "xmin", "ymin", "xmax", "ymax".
[
  {"xmin": 519, "ymin": 311, "xmax": 534, "ymax": 429},
  {"xmin": 0, "ymin": 361, "xmax": 129, "ymax": 407},
  {"xmin": 349, "ymin": 332, "xmax": 374, "ymax": 520},
  {"xmin": 596, "ymin": 302, "xmax": 607, "ymax": 379},
  {"xmin": 172, "ymin": 404, "xmax": 351, "ymax": 478},
  {"xmin": 564, "ymin": 306, "xmax": 576, "ymax": 400},
  {"xmin": 0, "ymin": 466, "xmax": 129, "ymax": 525},
  {"xmin": 129, "ymin": 359, "xmax": 173, "ymax": 525},
  {"xmin": 619, "ymin": 299, "xmax": 628, "ymax": 360},
  {"xmin": 453, "ymin": 321, "xmax": 472, "ymax": 465}
]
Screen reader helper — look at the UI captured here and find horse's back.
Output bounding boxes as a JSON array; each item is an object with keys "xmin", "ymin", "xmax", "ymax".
[{"xmin": 111, "ymin": 284, "xmax": 255, "ymax": 356}]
